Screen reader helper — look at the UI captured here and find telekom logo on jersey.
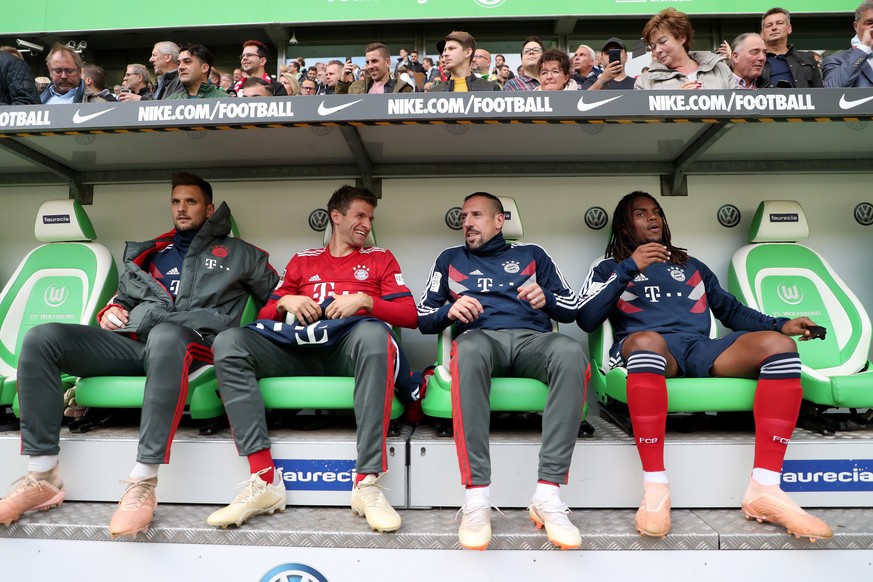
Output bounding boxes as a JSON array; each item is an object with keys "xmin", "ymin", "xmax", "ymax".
[{"xmin": 311, "ymin": 282, "xmax": 359, "ymax": 302}]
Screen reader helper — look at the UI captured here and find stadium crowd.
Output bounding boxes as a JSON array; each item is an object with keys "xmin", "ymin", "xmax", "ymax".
[{"xmin": 2, "ymin": 3, "xmax": 872, "ymax": 105}]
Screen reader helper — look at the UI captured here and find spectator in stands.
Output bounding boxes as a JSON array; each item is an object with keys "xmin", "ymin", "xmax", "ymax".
[
  {"xmin": 823, "ymin": 1, "xmax": 873, "ymax": 87},
  {"xmin": 635, "ymin": 9, "xmax": 738, "ymax": 90},
  {"xmin": 423, "ymin": 57, "xmax": 439, "ymax": 83},
  {"xmin": 760, "ymin": 7, "xmax": 822, "ymax": 88},
  {"xmin": 207, "ymin": 185, "xmax": 416, "ymax": 533},
  {"xmin": 239, "ymin": 76, "xmax": 274, "ymax": 97},
  {"xmin": 504, "ymin": 36, "xmax": 544, "ymax": 91},
  {"xmin": 337, "ymin": 42, "xmax": 413, "ymax": 94},
  {"xmin": 472, "ymin": 48, "xmax": 493, "ymax": 80},
  {"xmin": 300, "ymin": 78, "xmax": 317, "ymax": 95},
  {"xmin": 113, "ymin": 84, "xmax": 123, "ymax": 96},
  {"xmin": 583, "ymin": 38, "xmax": 635, "ymax": 90},
  {"xmin": 571, "ymin": 44, "xmax": 599, "ymax": 85},
  {"xmin": 168, "ymin": 44, "xmax": 231, "ymax": 100},
  {"xmin": 417, "ymin": 192, "xmax": 586, "ymax": 551},
  {"xmin": 731, "ymin": 33, "xmax": 768, "ymax": 89},
  {"xmin": 536, "ymin": 48, "xmax": 579, "ymax": 91},
  {"xmin": 0, "ymin": 173, "xmax": 277, "ymax": 539},
  {"xmin": 118, "ymin": 63, "xmax": 153, "ymax": 101},
  {"xmin": 395, "ymin": 66, "xmax": 415, "ymax": 90},
  {"xmin": 491, "ymin": 53, "xmax": 506, "ymax": 76},
  {"xmin": 233, "ymin": 40, "xmax": 287, "ymax": 96},
  {"xmin": 0, "ymin": 46, "xmax": 23, "ymax": 58},
  {"xmin": 279, "ymin": 72, "xmax": 299, "ymax": 96},
  {"xmin": 288, "ymin": 61, "xmax": 301, "ymax": 81},
  {"xmin": 430, "ymin": 32, "xmax": 500, "ymax": 92},
  {"xmin": 408, "ymin": 51, "xmax": 425, "ymax": 74},
  {"xmin": 149, "ymin": 41, "xmax": 183, "ymax": 99},
  {"xmin": 305, "ymin": 67, "xmax": 318, "ymax": 85},
  {"xmin": 318, "ymin": 60, "xmax": 343, "ymax": 95},
  {"xmin": 41, "ymin": 44, "xmax": 85, "ymax": 104},
  {"xmin": 494, "ymin": 64, "xmax": 512, "ymax": 89},
  {"xmin": 220, "ymin": 73, "xmax": 234, "ymax": 91},
  {"xmin": 233, "ymin": 68, "xmax": 243, "ymax": 83},
  {"xmin": 576, "ymin": 191, "xmax": 833, "ymax": 542},
  {"xmin": 0, "ymin": 48, "xmax": 40, "ymax": 105},
  {"xmin": 82, "ymin": 64, "xmax": 118, "ymax": 103},
  {"xmin": 395, "ymin": 47, "xmax": 411, "ymax": 75}
]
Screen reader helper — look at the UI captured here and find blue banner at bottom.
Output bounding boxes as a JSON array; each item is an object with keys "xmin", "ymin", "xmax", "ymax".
[{"xmin": 781, "ymin": 459, "xmax": 873, "ymax": 492}]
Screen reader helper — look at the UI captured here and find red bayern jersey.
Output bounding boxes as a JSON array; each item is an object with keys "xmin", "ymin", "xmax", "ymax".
[{"xmin": 259, "ymin": 246, "xmax": 417, "ymax": 328}]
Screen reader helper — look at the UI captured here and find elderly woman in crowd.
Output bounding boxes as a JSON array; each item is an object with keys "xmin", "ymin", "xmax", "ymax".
[
  {"xmin": 279, "ymin": 72, "xmax": 300, "ymax": 96},
  {"xmin": 635, "ymin": 8, "xmax": 737, "ymax": 90},
  {"xmin": 535, "ymin": 48, "xmax": 579, "ymax": 91}
]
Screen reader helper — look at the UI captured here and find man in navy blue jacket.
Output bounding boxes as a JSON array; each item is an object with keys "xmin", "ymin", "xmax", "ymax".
[
  {"xmin": 418, "ymin": 192, "xmax": 586, "ymax": 551},
  {"xmin": 577, "ymin": 191, "xmax": 832, "ymax": 542}
]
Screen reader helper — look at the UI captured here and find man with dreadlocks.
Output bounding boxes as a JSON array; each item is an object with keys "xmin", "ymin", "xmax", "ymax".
[{"xmin": 576, "ymin": 191, "xmax": 832, "ymax": 542}]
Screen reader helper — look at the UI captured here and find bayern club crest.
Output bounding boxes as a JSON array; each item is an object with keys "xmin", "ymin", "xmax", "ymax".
[
  {"xmin": 668, "ymin": 266, "xmax": 685, "ymax": 282},
  {"xmin": 354, "ymin": 264, "xmax": 370, "ymax": 281},
  {"xmin": 503, "ymin": 261, "xmax": 520, "ymax": 274}
]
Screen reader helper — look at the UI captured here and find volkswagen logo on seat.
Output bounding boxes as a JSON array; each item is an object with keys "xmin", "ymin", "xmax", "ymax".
[
  {"xmin": 854, "ymin": 202, "xmax": 873, "ymax": 226},
  {"xmin": 44, "ymin": 285, "xmax": 68, "ymax": 308},
  {"xmin": 260, "ymin": 563, "xmax": 329, "ymax": 582},
  {"xmin": 584, "ymin": 206, "xmax": 608, "ymax": 230},
  {"xmin": 308, "ymin": 209, "xmax": 330, "ymax": 232},
  {"xmin": 717, "ymin": 204, "xmax": 741, "ymax": 228},
  {"xmin": 445, "ymin": 207, "xmax": 463, "ymax": 230}
]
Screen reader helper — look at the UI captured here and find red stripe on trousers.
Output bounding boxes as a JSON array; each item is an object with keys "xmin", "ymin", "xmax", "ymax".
[
  {"xmin": 449, "ymin": 340, "xmax": 472, "ymax": 486},
  {"xmin": 379, "ymin": 332, "xmax": 398, "ymax": 472},
  {"xmin": 163, "ymin": 343, "xmax": 213, "ymax": 463}
]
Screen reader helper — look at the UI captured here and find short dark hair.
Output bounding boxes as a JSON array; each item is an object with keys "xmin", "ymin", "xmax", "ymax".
[
  {"xmin": 761, "ymin": 7, "xmax": 790, "ymax": 29},
  {"xmin": 327, "ymin": 185, "xmax": 378, "ymax": 216},
  {"xmin": 520, "ymin": 36, "xmax": 544, "ymax": 54},
  {"xmin": 243, "ymin": 40, "xmax": 269, "ymax": 59},
  {"xmin": 464, "ymin": 192, "xmax": 503, "ymax": 216},
  {"xmin": 365, "ymin": 42, "xmax": 391, "ymax": 60},
  {"xmin": 241, "ymin": 76, "xmax": 274, "ymax": 95},
  {"xmin": 179, "ymin": 43, "xmax": 214, "ymax": 72},
  {"xmin": 171, "ymin": 172, "xmax": 213, "ymax": 205},
  {"xmin": 537, "ymin": 48, "xmax": 571, "ymax": 76},
  {"xmin": 445, "ymin": 31, "xmax": 476, "ymax": 63},
  {"xmin": 82, "ymin": 64, "xmax": 107, "ymax": 90},
  {"xmin": 423, "ymin": 57, "xmax": 434, "ymax": 67}
]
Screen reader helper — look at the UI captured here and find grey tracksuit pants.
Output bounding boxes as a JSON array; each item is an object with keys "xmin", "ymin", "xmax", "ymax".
[
  {"xmin": 212, "ymin": 320, "xmax": 397, "ymax": 474},
  {"xmin": 450, "ymin": 329, "xmax": 587, "ymax": 486},
  {"xmin": 18, "ymin": 322, "xmax": 211, "ymax": 464}
]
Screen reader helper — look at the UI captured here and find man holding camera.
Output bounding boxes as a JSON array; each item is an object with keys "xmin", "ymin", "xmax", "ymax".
[{"xmin": 581, "ymin": 38, "xmax": 635, "ymax": 90}]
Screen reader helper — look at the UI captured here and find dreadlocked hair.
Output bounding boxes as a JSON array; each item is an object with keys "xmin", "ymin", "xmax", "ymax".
[{"xmin": 604, "ymin": 191, "xmax": 689, "ymax": 265}]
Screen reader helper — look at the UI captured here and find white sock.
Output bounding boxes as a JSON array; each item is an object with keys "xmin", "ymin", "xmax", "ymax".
[
  {"xmin": 466, "ymin": 486, "xmax": 490, "ymax": 505},
  {"xmin": 643, "ymin": 471, "xmax": 669, "ymax": 484},
  {"xmin": 28, "ymin": 455, "xmax": 58, "ymax": 474},
  {"xmin": 129, "ymin": 462, "xmax": 159, "ymax": 480},
  {"xmin": 533, "ymin": 482, "xmax": 560, "ymax": 500},
  {"xmin": 751, "ymin": 468, "xmax": 781, "ymax": 486}
]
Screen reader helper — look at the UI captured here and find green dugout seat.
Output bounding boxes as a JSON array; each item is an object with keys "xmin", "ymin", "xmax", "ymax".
[
  {"xmin": 72, "ymin": 216, "xmax": 252, "ymax": 422},
  {"xmin": 729, "ymin": 200, "xmax": 873, "ymax": 432},
  {"xmin": 258, "ymin": 221, "xmax": 405, "ymax": 419},
  {"xmin": 3, "ymin": 200, "xmax": 118, "ymax": 421},
  {"xmin": 421, "ymin": 197, "xmax": 590, "ymax": 430}
]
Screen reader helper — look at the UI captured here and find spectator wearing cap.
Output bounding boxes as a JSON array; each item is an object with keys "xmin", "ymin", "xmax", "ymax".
[
  {"xmin": 571, "ymin": 45, "xmax": 599, "ymax": 85},
  {"xmin": 731, "ymin": 33, "xmax": 769, "ymax": 89},
  {"xmin": 41, "ymin": 44, "xmax": 86, "ymax": 104},
  {"xmin": 431, "ymin": 31, "xmax": 500, "ymax": 92},
  {"xmin": 503, "ymin": 36, "xmax": 544, "ymax": 91},
  {"xmin": 583, "ymin": 37, "xmax": 636, "ymax": 90}
]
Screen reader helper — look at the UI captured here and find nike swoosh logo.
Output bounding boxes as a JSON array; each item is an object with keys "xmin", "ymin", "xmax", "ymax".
[
  {"xmin": 318, "ymin": 99, "xmax": 363, "ymax": 116},
  {"xmin": 577, "ymin": 95, "xmax": 623, "ymax": 112},
  {"xmin": 72, "ymin": 107, "xmax": 116, "ymax": 124},
  {"xmin": 838, "ymin": 94, "xmax": 873, "ymax": 110}
]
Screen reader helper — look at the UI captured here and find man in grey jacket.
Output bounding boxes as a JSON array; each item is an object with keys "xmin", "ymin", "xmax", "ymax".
[{"xmin": 0, "ymin": 173, "xmax": 278, "ymax": 540}]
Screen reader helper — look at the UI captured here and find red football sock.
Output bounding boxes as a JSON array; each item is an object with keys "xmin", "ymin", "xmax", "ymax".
[
  {"xmin": 247, "ymin": 449, "xmax": 275, "ymax": 484},
  {"xmin": 753, "ymin": 378, "xmax": 802, "ymax": 472},
  {"xmin": 356, "ymin": 472, "xmax": 373, "ymax": 485},
  {"xmin": 627, "ymin": 371, "xmax": 668, "ymax": 473}
]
